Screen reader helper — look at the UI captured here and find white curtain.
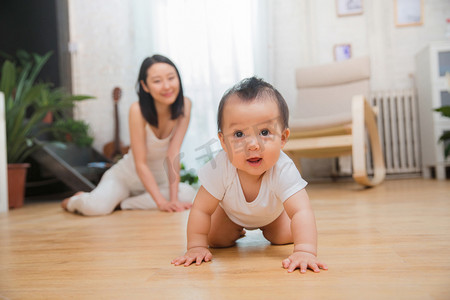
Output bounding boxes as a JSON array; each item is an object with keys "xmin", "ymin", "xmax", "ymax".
[{"xmin": 133, "ymin": 0, "xmax": 270, "ymax": 171}]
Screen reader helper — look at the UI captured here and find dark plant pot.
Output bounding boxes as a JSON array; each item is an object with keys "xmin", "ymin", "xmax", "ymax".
[{"xmin": 8, "ymin": 163, "xmax": 30, "ymax": 209}]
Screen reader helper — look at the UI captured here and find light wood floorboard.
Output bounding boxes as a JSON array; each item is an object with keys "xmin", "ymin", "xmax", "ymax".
[{"xmin": 0, "ymin": 178, "xmax": 449, "ymax": 299}]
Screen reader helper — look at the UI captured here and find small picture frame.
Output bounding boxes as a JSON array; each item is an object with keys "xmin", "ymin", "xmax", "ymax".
[
  {"xmin": 336, "ymin": 0, "xmax": 363, "ymax": 17},
  {"xmin": 334, "ymin": 44, "xmax": 352, "ymax": 61},
  {"xmin": 394, "ymin": 0, "xmax": 423, "ymax": 27}
]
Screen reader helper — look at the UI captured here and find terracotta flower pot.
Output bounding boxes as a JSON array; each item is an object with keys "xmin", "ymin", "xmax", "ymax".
[
  {"xmin": 7, "ymin": 163, "xmax": 30, "ymax": 209},
  {"xmin": 42, "ymin": 111, "xmax": 53, "ymax": 124}
]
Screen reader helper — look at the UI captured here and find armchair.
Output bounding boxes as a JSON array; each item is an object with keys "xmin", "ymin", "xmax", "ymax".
[{"xmin": 284, "ymin": 56, "xmax": 386, "ymax": 187}]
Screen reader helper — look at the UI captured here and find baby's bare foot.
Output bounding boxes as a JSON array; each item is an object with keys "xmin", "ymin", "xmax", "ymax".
[{"xmin": 61, "ymin": 192, "xmax": 83, "ymax": 210}]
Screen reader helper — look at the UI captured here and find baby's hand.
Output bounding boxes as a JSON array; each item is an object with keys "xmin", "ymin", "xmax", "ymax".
[
  {"xmin": 282, "ymin": 251, "xmax": 328, "ymax": 273},
  {"xmin": 171, "ymin": 247, "xmax": 212, "ymax": 267}
]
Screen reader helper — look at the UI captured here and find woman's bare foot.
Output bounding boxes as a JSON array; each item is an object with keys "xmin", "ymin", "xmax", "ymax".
[{"xmin": 61, "ymin": 191, "xmax": 84, "ymax": 210}]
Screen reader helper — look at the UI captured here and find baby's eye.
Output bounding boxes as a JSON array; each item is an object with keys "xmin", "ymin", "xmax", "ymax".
[
  {"xmin": 234, "ymin": 131, "xmax": 244, "ymax": 138},
  {"xmin": 260, "ymin": 129, "xmax": 270, "ymax": 136}
]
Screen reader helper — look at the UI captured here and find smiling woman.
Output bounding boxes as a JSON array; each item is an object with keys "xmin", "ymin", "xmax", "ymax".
[
  {"xmin": 61, "ymin": 55, "xmax": 197, "ymax": 216},
  {"xmin": 141, "ymin": 63, "xmax": 180, "ymax": 109}
]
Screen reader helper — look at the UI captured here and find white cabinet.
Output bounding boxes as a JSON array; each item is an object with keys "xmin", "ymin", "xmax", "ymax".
[{"xmin": 415, "ymin": 41, "xmax": 450, "ymax": 180}]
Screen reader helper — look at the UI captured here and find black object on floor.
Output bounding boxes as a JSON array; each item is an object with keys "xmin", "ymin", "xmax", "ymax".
[{"xmin": 30, "ymin": 140, "xmax": 112, "ymax": 192}]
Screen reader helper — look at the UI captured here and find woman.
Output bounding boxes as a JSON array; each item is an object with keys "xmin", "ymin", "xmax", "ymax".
[{"xmin": 62, "ymin": 55, "xmax": 196, "ymax": 215}]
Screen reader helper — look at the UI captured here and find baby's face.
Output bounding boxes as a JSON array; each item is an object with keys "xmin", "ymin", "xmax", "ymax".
[{"xmin": 218, "ymin": 94, "xmax": 290, "ymax": 178}]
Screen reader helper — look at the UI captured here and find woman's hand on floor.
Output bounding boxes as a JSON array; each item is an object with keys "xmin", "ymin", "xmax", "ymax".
[
  {"xmin": 157, "ymin": 200, "xmax": 192, "ymax": 212},
  {"xmin": 171, "ymin": 200, "xmax": 192, "ymax": 210}
]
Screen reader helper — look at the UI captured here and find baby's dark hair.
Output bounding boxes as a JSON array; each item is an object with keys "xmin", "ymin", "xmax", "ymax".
[{"xmin": 217, "ymin": 76, "xmax": 289, "ymax": 131}]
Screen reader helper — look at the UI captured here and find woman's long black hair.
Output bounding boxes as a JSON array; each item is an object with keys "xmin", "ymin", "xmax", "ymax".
[{"xmin": 136, "ymin": 54, "xmax": 185, "ymax": 128}]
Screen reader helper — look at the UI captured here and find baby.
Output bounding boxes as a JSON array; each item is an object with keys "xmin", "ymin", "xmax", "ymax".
[{"xmin": 172, "ymin": 77, "xmax": 327, "ymax": 273}]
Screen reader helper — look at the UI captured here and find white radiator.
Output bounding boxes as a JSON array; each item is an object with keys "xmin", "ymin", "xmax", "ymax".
[{"xmin": 338, "ymin": 89, "xmax": 421, "ymax": 176}]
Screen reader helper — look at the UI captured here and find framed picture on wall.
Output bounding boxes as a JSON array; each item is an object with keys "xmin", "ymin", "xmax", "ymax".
[
  {"xmin": 336, "ymin": 0, "xmax": 363, "ymax": 17},
  {"xmin": 394, "ymin": 0, "xmax": 423, "ymax": 27},
  {"xmin": 334, "ymin": 44, "xmax": 352, "ymax": 61}
]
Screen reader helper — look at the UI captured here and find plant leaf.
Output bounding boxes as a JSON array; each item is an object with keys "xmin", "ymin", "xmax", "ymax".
[
  {"xmin": 438, "ymin": 131, "xmax": 450, "ymax": 142},
  {"xmin": 2, "ymin": 50, "xmax": 94, "ymax": 163},
  {"xmin": 0, "ymin": 60, "xmax": 16, "ymax": 98},
  {"xmin": 434, "ymin": 106, "xmax": 450, "ymax": 118}
]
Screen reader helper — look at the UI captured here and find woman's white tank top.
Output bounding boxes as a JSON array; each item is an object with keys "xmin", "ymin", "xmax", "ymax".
[{"xmin": 113, "ymin": 125, "xmax": 174, "ymax": 186}]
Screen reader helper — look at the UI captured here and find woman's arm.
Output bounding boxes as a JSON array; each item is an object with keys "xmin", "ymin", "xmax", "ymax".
[
  {"xmin": 166, "ymin": 97, "xmax": 192, "ymax": 204},
  {"xmin": 129, "ymin": 102, "xmax": 175, "ymax": 212}
]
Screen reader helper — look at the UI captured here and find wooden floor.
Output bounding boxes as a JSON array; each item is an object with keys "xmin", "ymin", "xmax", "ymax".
[{"xmin": 1, "ymin": 178, "xmax": 449, "ymax": 300}]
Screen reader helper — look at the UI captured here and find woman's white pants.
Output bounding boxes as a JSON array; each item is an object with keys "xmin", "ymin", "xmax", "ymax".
[{"xmin": 66, "ymin": 167, "xmax": 197, "ymax": 216}]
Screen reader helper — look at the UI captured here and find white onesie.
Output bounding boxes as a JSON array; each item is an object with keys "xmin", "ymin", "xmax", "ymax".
[{"xmin": 198, "ymin": 150, "xmax": 307, "ymax": 228}]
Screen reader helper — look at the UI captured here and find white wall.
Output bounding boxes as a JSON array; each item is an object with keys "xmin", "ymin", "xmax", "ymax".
[
  {"xmin": 270, "ymin": 0, "xmax": 450, "ymax": 179},
  {"xmin": 271, "ymin": 0, "xmax": 450, "ymax": 106},
  {"xmin": 68, "ymin": 0, "xmax": 139, "ymax": 151}
]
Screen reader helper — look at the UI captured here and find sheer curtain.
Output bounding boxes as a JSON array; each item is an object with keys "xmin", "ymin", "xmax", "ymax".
[{"xmin": 134, "ymin": 0, "xmax": 270, "ymax": 171}]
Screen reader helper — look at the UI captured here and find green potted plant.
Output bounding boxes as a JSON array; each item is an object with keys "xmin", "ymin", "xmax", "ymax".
[
  {"xmin": 0, "ymin": 50, "xmax": 93, "ymax": 208},
  {"xmin": 434, "ymin": 106, "xmax": 450, "ymax": 159},
  {"xmin": 180, "ymin": 163, "xmax": 199, "ymax": 187},
  {"xmin": 52, "ymin": 118, "xmax": 94, "ymax": 147}
]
